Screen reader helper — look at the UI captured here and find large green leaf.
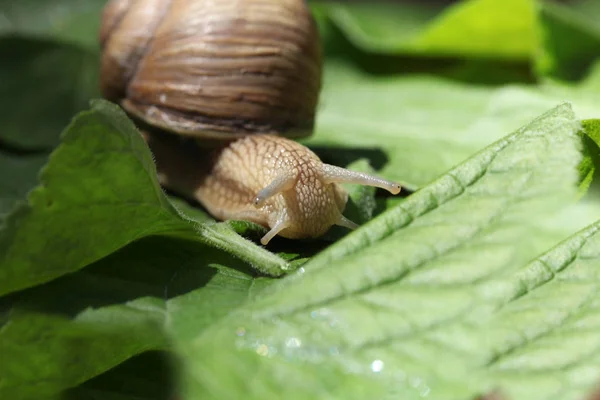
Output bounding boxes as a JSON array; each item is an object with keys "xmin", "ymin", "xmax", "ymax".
[
  {"xmin": 473, "ymin": 219, "xmax": 600, "ymax": 400},
  {"xmin": 172, "ymin": 104, "xmax": 597, "ymax": 400},
  {"xmin": 1, "ymin": 236, "xmax": 266, "ymax": 400},
  {"xmin": 0, "ymin": 100, "xmax": 288, "ymax": 296}
]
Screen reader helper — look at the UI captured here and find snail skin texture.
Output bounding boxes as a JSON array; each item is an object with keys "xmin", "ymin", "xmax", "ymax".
[
  {"xmin": 100, "ymin": 0, "xmax": 401, "ymax": 245},
  {"xmin": 144, "ymin": 132, "xmax": 401, "ymax": 245}
]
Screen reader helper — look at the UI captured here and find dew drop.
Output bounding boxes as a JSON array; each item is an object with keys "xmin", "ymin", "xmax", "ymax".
[
  {"xmin": 285, "ymin": 337, "xmax": 302, "ymax": 348},
  {"xmin": 256, "ymin": 344, "xmax": 269, "ymax": 356},
  {"xmin": 410, "ymin": 376, "xmax": 422, "ymax": 388},
  {"xmin": 370, "ymin": 359, "xmax": 384, "ymax": 373}
]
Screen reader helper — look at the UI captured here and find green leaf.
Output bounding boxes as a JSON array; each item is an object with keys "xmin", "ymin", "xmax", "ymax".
[
  {"xmin": 1, "ymin": 309, "xmax": 166, "ymax": 400},
  {"xmin": 578, "ymin": 119, "xmax": 600, "ymax": 194},
  {"xmin": 0, "ymin": 38, "xmax": 99, "ymax": 149},
  {"xmin": 317, "ymin": 1, "xmax": 445, "ymax": 53},
  {"xmin": 0, "ymin": 0, "xmax": 103, "ymax": 149},
  {"xmin": 319, "ymin": 0, "xmax": 600, "ymax": 81},
  {"xmin": 321, "ymin": 0, "xmax": 536, "ymax": 58},
  {"xmin": 173, "ymin": 104, "xmax": 591, "ymax": 400},
  {"xmin": 0, "ymin": 0, "xmax": 104, "ymax": 49},
  {"xmin": 195, "ymin": 222, "xmax": 292, "ymax": 276},
  {"xmin": 0, "ymin": 153, "xmax": 47, "ymax": 216},
  {"xmin": 536, "ymin": 0, "xmax": 600, "ymax": 80},
  {"xmin": 167, "ymin": 196, "xmax": 213, "ymax": 224},
  {"xmin": 1, "ymin": 236, "xmax": 265, "ymax": 400},
  {"xmin": 582, "ymin": 119, "xmax": 600, "ymax": 148},
  {"xmin": 0, "ymin": 100, "xmax": 187, "ymax": 295},
  {"xmin": 472, "ymin": 218, "xmax": 600, "ymax": 400},
  {"xmin": 0, "ymin": 100, "xmax": 288, "ymax": 296}
]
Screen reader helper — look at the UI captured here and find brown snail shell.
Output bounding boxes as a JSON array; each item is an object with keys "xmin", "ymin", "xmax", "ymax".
[{"xmin": 100, "ymin": 0, "xmax": 322, "ymax": 139}]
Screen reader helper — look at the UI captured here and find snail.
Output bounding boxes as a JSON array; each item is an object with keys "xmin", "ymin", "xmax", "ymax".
[{"xmin": 99, "ymin": 0, "xmax": 401, "ymax": 245}]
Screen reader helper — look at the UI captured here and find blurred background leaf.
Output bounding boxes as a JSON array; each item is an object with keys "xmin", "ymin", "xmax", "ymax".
[
  {"xmin": 0, "ymin": 0, "xmax": 104, "ymax": 47},
  {"xmin": 537, "ymin": 0, "xmax": 600, "ymax": 80},
  {"xmin": 0, "ymin": 38, "xmax": 99, "ymax": 149},
  {"xmin": 317, "ymin": 0, "xmax": 537, "ymax": 58}
]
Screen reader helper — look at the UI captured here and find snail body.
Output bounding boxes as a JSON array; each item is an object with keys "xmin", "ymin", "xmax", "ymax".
[{"xmin": 100, "ymin": 0, "xmax": 401, "ymax": 245}]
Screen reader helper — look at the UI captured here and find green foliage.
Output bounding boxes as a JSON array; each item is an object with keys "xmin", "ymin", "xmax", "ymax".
[
  {"xmin": 1, "ymin": 236, "xmax": 258, "ymax": 399},
  {"xmin": 537, "ymin": 1, "xmax": 600, "ymax": 80},
  {"xmin": 2, "ymin": 1, "xmax": 600, "ymax": 400},
  {"xmin": 0, "ymin": 100, "xmax": 289, "ymax": 297},
  {"xmin": 319, "ymin": 0, "xmax": 537, "ymax": 57}
]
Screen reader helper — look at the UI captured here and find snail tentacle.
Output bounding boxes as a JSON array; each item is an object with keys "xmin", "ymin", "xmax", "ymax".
[
  {"xmin": 335, "ymin": 214, "xmax": 359, "ymax": 230},
  {"xmin": 261, "ymin": 214, "xmax": 290, "ymax": 245},
  {"xmin": 253, "ymin": 172, "xmax": 298, "ymax": 208},
  {"xmin": 321, "ymin": 164, "xmax": 402, "ymax": 195}
]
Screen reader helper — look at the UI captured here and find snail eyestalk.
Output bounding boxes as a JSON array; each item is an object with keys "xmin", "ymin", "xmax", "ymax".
[
  {"xmin": 253, "ymin": 172, "xmax": 297, "ymax": 208},
  {"xmin": 321, "ymin": 164, "xmax": 401, "ymax": 195}
]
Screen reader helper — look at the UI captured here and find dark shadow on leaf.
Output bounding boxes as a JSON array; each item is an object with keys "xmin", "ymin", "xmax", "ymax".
[
  {"xmin": 310, "ymin": 145, "xmax": 389, "ymax": 171},
  {"xmin": 0, "ymin": 37, "xmax": 100, "ymax": 151},
  {"xmin": 8, "ymin": 236, "xmax": 253, "ymax": 318},
  {"xmin": 62, "ymin": 350, "xmax": 178, "ymax": 400},
  {"xmin": 0, "ymin": 138, "xmax": 51, "ymax": 156}
]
